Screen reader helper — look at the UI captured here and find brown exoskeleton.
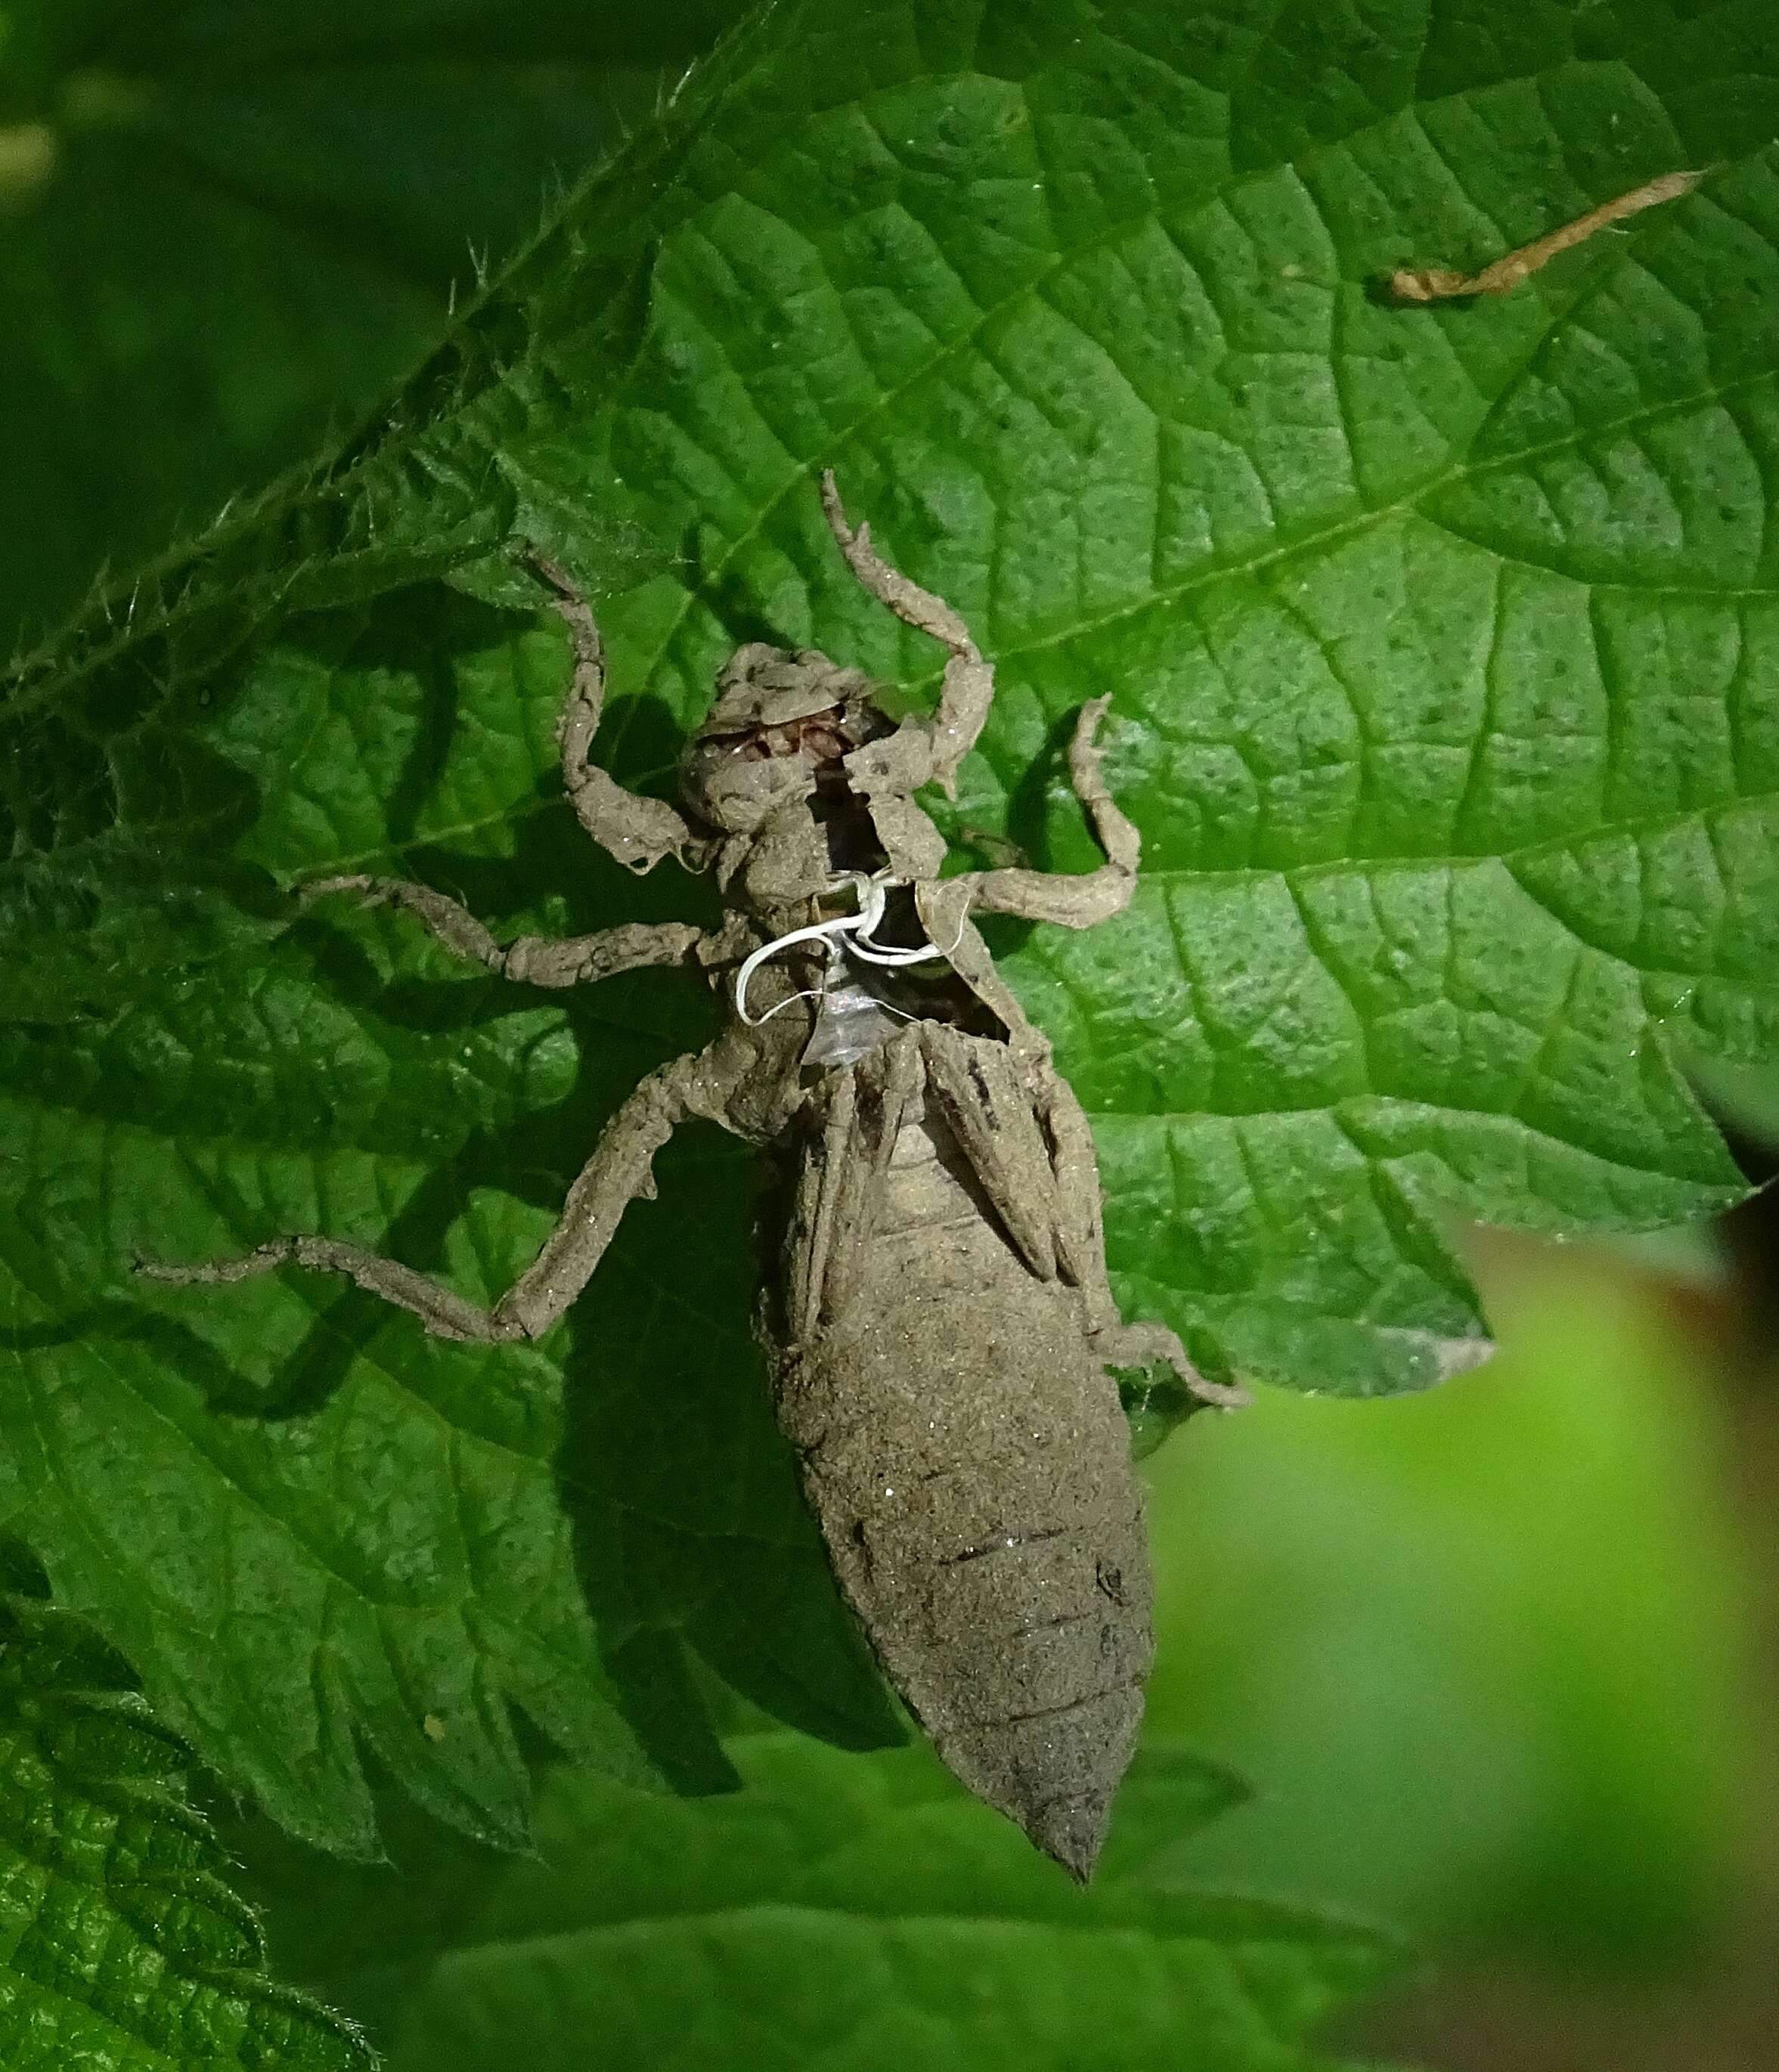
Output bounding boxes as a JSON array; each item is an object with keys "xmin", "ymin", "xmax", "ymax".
[{"xmin": 139, "ymin": 475, "xmax": 1232, "ymax": 1879}]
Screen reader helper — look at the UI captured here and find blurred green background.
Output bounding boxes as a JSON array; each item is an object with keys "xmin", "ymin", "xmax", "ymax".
[
  {"xmin": 1149, "ymin": 1225, "xmax": 1779, "ymax": 2067},
  {"xmin": 5, "ymin": 5, "xmax": 1776, "ymax": 2067}
]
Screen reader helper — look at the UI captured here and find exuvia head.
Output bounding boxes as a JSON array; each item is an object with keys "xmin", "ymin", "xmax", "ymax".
[{"xmin": 680, "ymin": 643, "xmax": 893, "ymax": 833}]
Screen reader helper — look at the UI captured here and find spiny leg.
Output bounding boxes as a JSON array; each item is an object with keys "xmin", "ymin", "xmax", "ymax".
[
  {"xmin": 817, "ymin": 469, "xmax": 994, "ymax": 796},
  {"xmin": 953, "ymin": 696, "xmax": 1139, "ymax": 928},
  {"xmin": 302, "ymin": 875, "xmax": 705, "ymax": 987},
  {"xmin": 494, "ymin": 1044, "xmax": 722, "ymax": 1337},
  {"xmin": 137, "ymin": 1046, "xmax": 724, "ymax": 1345},
  {"xmin": 137, "ymin": 1235, "xmax": 522, "ymax": 1343},
  {"xmin": 524, "ymin": 549, "xmax": 712, "ymax": 875}
]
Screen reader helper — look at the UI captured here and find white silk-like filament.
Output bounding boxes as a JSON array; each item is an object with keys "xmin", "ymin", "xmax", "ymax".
[{"xmin": 734, "ymin": 874, "xmax": 959, "ymax": 1026}]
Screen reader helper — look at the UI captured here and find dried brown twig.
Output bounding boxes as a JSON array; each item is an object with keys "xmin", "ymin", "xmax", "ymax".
[{"xmin": 1388, "ymin": 166, "xmax": 1709, "ymax": 303}]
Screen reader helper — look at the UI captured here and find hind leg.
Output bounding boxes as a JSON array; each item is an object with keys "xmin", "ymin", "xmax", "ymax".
[{"xmin": 138, "ymin": 1044, "xmax": 730, "ymax": 1343}]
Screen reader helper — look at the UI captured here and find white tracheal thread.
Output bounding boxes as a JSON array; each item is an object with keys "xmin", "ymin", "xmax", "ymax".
[{"xmin": 734, "ymin": 873, "xmax": 963, "ymax": 1026}]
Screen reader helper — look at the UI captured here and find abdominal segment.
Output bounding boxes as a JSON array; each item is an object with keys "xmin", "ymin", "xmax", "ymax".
[{"xmin": 772, "ymin": 1026, "xmax": 1154, "ymax": 1880}]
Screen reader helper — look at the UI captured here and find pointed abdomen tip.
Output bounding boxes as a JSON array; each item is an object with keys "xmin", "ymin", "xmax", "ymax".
[
  {"xmin": 936, "ymin": 1686, "xmax": 1143, "ymax": 1885},
  {"xmin": 1024, "ymin": 1790, "xmax": 1113, "ymax": 1882}
]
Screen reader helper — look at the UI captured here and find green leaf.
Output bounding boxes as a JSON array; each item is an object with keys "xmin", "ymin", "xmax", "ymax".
[
  {"xmin": 230, "ymin": 1729, "xmax": 1402, "ymax": 2072},
  {"xmin": 0, "ymin": 1569, "xmax": 370, "ymax": 2070},
  {"xmin": 0, "ymin": 0, "xmax": 739, "ymax": 647},
  {"xmin": 2, "ymin": 0, "xmax": 1777, "ymax": 1854},
  {"xmin": 0, "ymin": 580, "xmax": 902, "ymax": 1857}
]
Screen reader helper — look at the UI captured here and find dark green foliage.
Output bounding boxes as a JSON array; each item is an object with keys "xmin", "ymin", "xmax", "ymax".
[
  {"xmin": 0, "ymin": 1565, "xmax": 371, "ymax": 2070},
  {"xmin": 0, "ymin": 0, "xmax": 1774, "ymax": 2033},
  {"xmin": 0, "ymin": 0, "xmax": 738, "ymax": 646}
]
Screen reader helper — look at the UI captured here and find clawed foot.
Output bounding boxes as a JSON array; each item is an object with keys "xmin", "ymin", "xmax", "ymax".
[{"xmin": 1095, "ymin": 1320, "xmax": 1251, "ymax": 1411}]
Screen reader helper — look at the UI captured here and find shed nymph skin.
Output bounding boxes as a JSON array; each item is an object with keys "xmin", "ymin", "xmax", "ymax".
[{"xmin": 139, "ymin": 473, "xmax": 1235, "ymax": 1878}]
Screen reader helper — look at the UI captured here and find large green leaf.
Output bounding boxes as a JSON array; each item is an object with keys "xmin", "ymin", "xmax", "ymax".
[
  {"xmin": 2, "ymin": 0, "xmax": 1777, "ymax": 1856},
  {"xmin": 0, "ymin": 0, "xmax": 738, "ymax": 647},
  {"xmin": 0, "ymin": 1569, "xmax": 369, "ymax": 2070},
  {"xmin": 228, "ymin": 1728, "xmax": 1402, "ymax": 2072}
]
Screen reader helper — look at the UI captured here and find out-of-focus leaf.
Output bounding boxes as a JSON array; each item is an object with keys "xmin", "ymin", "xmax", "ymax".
[
  {"xmin": 1141, "ymin": 1235, "xmax": 1760, "ymax": 1957},
  {"xmin": 230, "ymin": 1729, "xmax": 1405, "ymax": 2072}
]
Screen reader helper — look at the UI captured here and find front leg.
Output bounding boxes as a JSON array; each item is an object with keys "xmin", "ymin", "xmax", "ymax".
[
  {"xmin": 302, "ymin": 874, "xmax": 705, "ymax": 988},
  {"xmin": 136, "ymin": 1045, "xmax": 729, "ymax": 1344},
  {"xmin": 525, "ymin": 550, "xmax": 714, "ymax": 875},
  {"xmin": 818, "ymin": 471, "xmax": 994, "ymax": 798},
  {"xmin": 952, "ymin": 695, "xmax": 1139, "ymax": 929}
]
